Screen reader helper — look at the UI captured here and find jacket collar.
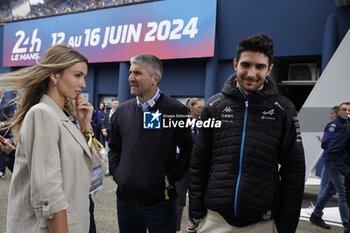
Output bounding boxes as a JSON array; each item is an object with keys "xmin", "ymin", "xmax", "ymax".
[
  {"xmin": 334, "ymin": 115, "xmax": 347, "ymax": 125},
  {"xmin": 39, "ymin": 95, "xmax": 91, "ymax": 157},
  {"xmin": 221, "ymin": 73, "xmax": 279, "ymax": 99}
]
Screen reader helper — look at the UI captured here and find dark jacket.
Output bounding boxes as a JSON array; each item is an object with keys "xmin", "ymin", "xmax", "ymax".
[
  {"xmin": 0, "ymin": 97, "xmax": 16, "ymax": 137},
  {"xmin": 321, "ymin": 116, "xmax": 346, "ymax": 163},
  {"xmin": 108, "ymin": 93, "xmax": 193, "ymax": 205},
  {"xmin": 7, "ymin": 150, "xmax": 15, "ymax": 172},
  {"xmin": 102, "ymin": 109, "xmax": 115, "ymax": 141},
  {"xmin": 189, "ymin": 74, "xmax": 305, "ymax": 233},
  {"xmin": 93, "ymin": 109, "xmax": 105, "ymax": 126},
  {"xmin": 327, "ymin": 119, "xmax": 350, "ymax": 177}
]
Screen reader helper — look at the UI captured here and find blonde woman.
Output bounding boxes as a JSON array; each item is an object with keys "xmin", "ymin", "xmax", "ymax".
[{"xmin": 1, "ymin": 44, "xmax": 94, "ymax": 233}]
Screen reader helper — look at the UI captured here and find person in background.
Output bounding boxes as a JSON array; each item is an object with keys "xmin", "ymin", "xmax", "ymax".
[
  {"xmin": 330, "ymin": 106, "xmax": 340, "ymax": 121},
  {"xmin": 314, "ymin": 105, "xmax": 340, "ymax": 216},
  {"xmin": 93, "ymin": 102, "xmax": 106, "ymax": 144},
  {"xmin": 101, "ymin": 98, "xmax": 118, "ymax": 177},
  {"xmin": 0, "ymin": 89, "xmax": 15, "ymax": 179},
  {"xmin": 105, "ymin": 101, "xmax": 111, "ymax": 113},
  {"xmin": 0, "ymin": 44, "xmax": 94, "ymax": 233},
  {"xmin": 317, "ymin": 106, "xmax": 340, "ymax": 142},
  {"xmin": 188, "ymin": 98, "xmax": 204, "ymax": 139},
  {"xmin": 102, "ymin": 98, "xmax": 118, "ymax": 145},
  {"xmin": 189, "ymin": 33, "xmax": 305, "ymax": 233},
  {"xmin": 309, "ymin": 103, "xmax": 350, "ymax": 231},
  {"xmin": 0, "ymin": 136, "xmax": 15, "ymax": 172},
  {"xmin": 327, "ymin": 110, "xmax": 350, "ymax": 212},
  {"xmin": 176, "ymin": 98, "xmax": 203, "ymax": 233},
  {"xmin": 108, "ymin": 54, "xmax": 193, "ymax": 233},
  {"xmin": 185, "ymin": 98, "xmax": 192, "ymax": 113}
]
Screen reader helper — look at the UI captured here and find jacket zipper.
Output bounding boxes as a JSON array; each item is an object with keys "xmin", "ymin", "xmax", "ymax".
[{"xmin": 234, "ymin": 89, "xmax": 249, "ymax": 218}]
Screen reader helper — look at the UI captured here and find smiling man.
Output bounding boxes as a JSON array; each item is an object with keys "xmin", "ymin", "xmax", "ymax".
[
  {"xmin": 108, "ymin": 54, "xmax": 193, "ymax": 233},
  {"xmin": 189, "ymin": 33, "xmax": 305, "ymax": 233}
]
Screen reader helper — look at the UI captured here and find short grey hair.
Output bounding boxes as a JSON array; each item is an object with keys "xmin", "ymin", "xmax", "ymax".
[{"xmin": 130, "ymin": 54, "xmax": 163, "ymax": 80}]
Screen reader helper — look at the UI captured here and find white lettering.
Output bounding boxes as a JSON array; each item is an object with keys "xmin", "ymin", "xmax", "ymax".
[
  {"xmin": 145, "ymin": 22, "xmax": 157, "ymax": 42},
  {"xmin": 127, "ymin": 23, "xmax": 142, "ymax": 43},
  {"xmin": 11, "ymin": 54, "xmax": 19, "ymax": 61},
  {"xmin": 169, "ymin": 19, "xmax": 183, "ymax": 40},
  {"xmin": 157, "ymin": 20, "xmax": 171, "ymax": 41},
  {"xmin": 196, "ymin": 120, "xmax": 203, "ymax": 128},
  {"xmin": 162, "ymin": 118, "xmax": 221, "ymax": 129},
  {"xmin": 29, "ymin": 29, "xmax": 41, "ymax": 52},
  {"xmin": 163, "ymin": 118, "xmax": 170, "ymax": 128},
  {"xmin": 84, "ymin": 28, "xmax": 101, "ymax": 47},
  {"xmin": 178, "ymin": 121, "xmax": 184, "ymax": 128},
  {"xmin": 13, "ymin": 30, "xmax": 27, "ymax": 53},
  {"xmin": 68, "ymin": 35, "xmax": 82, "ymax": 48},
  {"xmin": 101, "ymin": 26, "xmax": 110, "ymax": 49},
  {"xmin": 109, "ymin": 25, "xmax": 123, "ymax": 44},
  {"xmin": 186, "ymin": 118, "xmax": 195, "ymax": 128},
  {"xmin": 51, "ymin": 32, "xmax": 65, "ymax": 46},
  {"xmin": 121, "ymin": 25, "xmax": 128, "ymax": 43}
]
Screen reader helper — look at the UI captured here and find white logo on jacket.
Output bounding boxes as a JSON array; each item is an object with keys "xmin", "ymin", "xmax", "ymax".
[
  {"xmin": 328, "ymin": 123, "xmax": 337, "ymax": 132},
  {"xmin": 262, "ymin": 109, "xmax": 275, "ymax": 116},
  {"xmin": 222, "ymin": 106, "xmax": 233, "ymax": 113},
  {"xmin": 209, "ymin": 97, "xmax": 221, "ymax": 106},
  {"xmin": 274, "ymin": 101, "xmax": 285, "ymax": 110},
  {"xmin": 262, "ymin": 210, "xmax": 272, "ymax": 220}
]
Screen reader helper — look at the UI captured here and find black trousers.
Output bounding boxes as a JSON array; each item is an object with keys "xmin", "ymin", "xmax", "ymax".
[
  {"xmin": 345, "ymin": 177, "xmax": 350, "ymax": 208},
  {"xmin": 89, "ymin": 195, "xmax": 97, "ymax": 233}
]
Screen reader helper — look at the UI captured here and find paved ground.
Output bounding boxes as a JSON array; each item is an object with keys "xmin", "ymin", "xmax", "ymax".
[{"xmin": 0, "ymin": 169, "xmax": 345, "ymax": 232}]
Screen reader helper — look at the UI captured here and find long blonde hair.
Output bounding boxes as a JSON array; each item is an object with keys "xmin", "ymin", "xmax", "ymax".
[{"xmin": 0, "ymin": 44, "xmax": 88, "ymax": 138}]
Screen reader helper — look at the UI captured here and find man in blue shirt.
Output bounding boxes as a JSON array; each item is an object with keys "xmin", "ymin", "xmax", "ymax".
[{"xmin": 108, "ymin": 54, "xmax": 193, "ymax": 233}]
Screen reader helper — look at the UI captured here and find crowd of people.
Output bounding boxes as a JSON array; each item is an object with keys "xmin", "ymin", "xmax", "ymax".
[
  {"xmin": 0, "ymin": 0, "xmax": 155, "ymax": 23},
  {"xmin": 0, "ymin": 0, "xmax": 13, "ymax": 23},
  {"xmin": 0, "ymin": 32, "xmax": 349, "ymax": 233}
]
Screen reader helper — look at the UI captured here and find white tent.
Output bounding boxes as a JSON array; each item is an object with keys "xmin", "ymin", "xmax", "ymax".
[{"xmin": 298, "ymin": 29, "xmax": 350, "ymax": 179}]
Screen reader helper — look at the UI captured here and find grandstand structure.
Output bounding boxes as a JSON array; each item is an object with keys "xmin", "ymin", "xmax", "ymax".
[{"xmin": 0, "ymin": 0, "xmax": 154, "ymax": 23}]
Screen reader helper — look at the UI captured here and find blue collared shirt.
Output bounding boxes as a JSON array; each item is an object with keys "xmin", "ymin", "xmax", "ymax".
[{"xmin": 136, "ymin": 88, "xmax": 161, "ymax": 112}]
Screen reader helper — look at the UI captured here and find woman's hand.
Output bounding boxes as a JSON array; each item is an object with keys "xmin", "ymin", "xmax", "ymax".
[
  {"xmin": 47, "ymin": 210, "xmax": 69, "ymax": 233},
  {"xmin": 76, "ymin": 96, "xmax": 94, "ymax": 130},
  {"xmin": 0, "ymin": 138, "xmax": 16, "ymax": 155}
]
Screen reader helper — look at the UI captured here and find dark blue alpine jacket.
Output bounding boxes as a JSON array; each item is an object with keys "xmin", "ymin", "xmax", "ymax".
[
  {"xmin": 327, "ymin": 119, "xmax": 350, "ymax": 178},
  {"xmin": 189, "ymin": 74, "xmax": 305, "ymax": 233},
  {"xmin": 321, "ymin": 116, "xmax": 346, "ymax": 163}
]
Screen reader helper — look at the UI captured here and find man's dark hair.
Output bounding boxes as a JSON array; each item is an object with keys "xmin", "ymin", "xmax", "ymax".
[
  {"xmin": 236, "ymin": 33, "xmax": 274, "ymax": 66},
  {"xmin": 332, "ymin": 105, "xmax": 340, "ymax": 114}
]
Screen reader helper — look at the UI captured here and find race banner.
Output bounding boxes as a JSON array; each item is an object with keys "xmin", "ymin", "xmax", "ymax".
[{"xmin": 3, "ymin": 0, "xmax": 217, "ymax": 66}]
